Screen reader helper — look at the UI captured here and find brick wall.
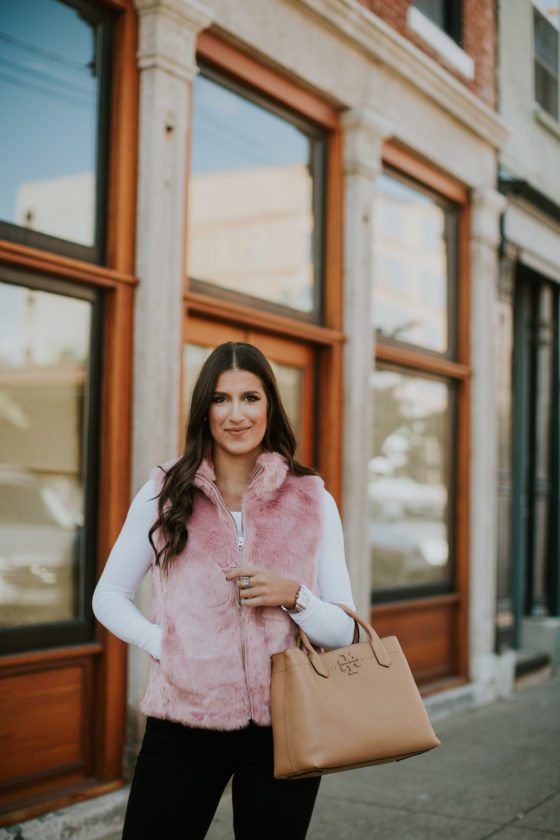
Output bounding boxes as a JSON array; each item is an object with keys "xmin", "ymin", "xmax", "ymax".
[{"xmin": 356, "ymin": 0, "xmax": 497, "ymax": 108}]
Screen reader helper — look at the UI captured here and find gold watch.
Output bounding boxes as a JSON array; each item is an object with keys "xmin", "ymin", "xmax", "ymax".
[{"xmin": 285, "ymin": 585, "xmax": 309, "ymax": 614}]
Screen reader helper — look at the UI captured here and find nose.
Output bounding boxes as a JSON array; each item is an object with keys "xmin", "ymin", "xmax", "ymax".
[{"xmin": 229, "ymin": 399, "xmax": 244, "ymax": 423}]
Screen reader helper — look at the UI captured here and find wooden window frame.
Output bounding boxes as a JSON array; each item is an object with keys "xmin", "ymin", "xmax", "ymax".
[
  {"xmin": 0, "ymin": 0, "xmax": 138, "ymax": 825},
  {"xmin": 371, "ymin": 142, "xmax": 471, "ymax": 684},
  {"xmin": 185, "ymin": 32, "xmax": 344, "ymax": 500},
  {"xmin": 189, "ymin": 63, "xmax": 328, "ymax": 325},
  {"xmin": 0, "ymin": 266, "xmax": 104, "ymax": 656}
]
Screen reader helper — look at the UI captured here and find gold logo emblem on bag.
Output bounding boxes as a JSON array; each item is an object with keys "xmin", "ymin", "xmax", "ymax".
[{"xmin": 338, "ymin": 652, "xmax": 361, "ymax": 675}]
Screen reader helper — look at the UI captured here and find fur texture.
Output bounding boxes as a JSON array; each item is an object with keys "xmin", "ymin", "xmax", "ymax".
[{"xmin": 140, "ymin": 451, "xmax": 323, "ymax": 729}]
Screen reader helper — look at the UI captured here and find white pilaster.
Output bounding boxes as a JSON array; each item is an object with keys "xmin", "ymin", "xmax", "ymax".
[
  {"xmin": 131, "ymin": 0, "xmax": 213, "ymax": 496},
  {"xmin": 341, "ymin": 108, "xmax": 392, "ymax": 618},
  {"xmin": 127, "ymin": 0, "xmax": 213, "ymax": 759},
  {"xmin": 469, "ymin": 187, "xmax": 508, "ymax": 699}
]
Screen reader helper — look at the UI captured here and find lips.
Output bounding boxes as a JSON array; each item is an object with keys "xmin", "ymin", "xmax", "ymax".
[{"xmin": 226, "ymin": 427, "xmax": 251, "ymax": 434}]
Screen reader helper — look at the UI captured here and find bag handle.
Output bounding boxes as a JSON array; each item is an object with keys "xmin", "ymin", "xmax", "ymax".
[{"xmin": 296, "ymin": 603, "xmax": 392, "ymax": 678}]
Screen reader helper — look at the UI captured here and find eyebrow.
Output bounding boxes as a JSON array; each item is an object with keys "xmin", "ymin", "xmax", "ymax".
[{"xmin": 212, "ymin": 389, "xmax": 262, "ymax": 396}]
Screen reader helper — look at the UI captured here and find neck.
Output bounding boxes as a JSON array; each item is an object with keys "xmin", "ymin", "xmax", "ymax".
[{"xmin": 213, "ymin": 447, "xmax": 262, "ymax": 502}]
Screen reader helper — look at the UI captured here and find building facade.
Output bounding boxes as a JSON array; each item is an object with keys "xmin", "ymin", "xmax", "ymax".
[
  {"xmin": 0, "ymin": 0, "xmax": 516, "ymax": 829},
  {"xmin": 495, "ymin": 0, "xmax": 560, "ymax": 666}
]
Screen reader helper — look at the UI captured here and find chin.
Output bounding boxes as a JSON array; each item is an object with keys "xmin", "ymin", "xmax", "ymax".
[{"xmin": 217, "ymin": 440, "xmax": 263, "ymax": 458}]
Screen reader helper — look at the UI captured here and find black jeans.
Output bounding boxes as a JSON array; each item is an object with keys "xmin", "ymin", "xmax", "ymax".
[{"xmin": 122, "ymin": 717, "xmax": 321, "ymax": 840}]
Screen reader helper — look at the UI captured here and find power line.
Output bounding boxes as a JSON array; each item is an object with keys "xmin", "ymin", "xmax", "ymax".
[{"xmin": 0, "ymin": 30, "xmax": 93, "ymax": 72}]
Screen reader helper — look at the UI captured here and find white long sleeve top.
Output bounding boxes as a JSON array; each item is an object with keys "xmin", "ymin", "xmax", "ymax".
[{"xmin": 92, "ymin": 480, "xmax": 356, "ymax": 660}]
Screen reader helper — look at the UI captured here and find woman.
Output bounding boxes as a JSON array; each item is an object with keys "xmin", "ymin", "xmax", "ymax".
[{"xmin": 93, "ymin": 341, "xmax": 356, "ymax": 840}]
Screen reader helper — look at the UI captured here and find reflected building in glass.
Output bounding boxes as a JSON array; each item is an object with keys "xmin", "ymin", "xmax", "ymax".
[
  {"xmin": 372, "ymin": 173, "xmax": 453, "ymax": 355},
  {"xmin": 187, "ymin": 72, "xmax": 322, "ymax": 317},
  {"xmin": 0, "ymin": 283, "xmax": 94, "ymax": 628}
]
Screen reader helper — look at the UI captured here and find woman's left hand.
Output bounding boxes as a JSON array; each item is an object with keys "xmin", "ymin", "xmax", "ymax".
[{"xmin": 226, "ymin": 567, "xmax": 299, "ymax": 609}]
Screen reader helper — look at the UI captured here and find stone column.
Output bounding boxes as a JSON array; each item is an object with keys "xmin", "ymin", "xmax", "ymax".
[
  {"xmin": 340, "ymin": 108, "xmax": 391, "ymax": 618},
  {"xmin": 127, "ymin": 0, "xmax": 213, "ymax": 768},
  {"xmin": 469, "ymin": 187, "xmax": 510, "ymax": 698},
  {"xmin": 131, "ymin": 0, "xmax": 213, "ymax": 493}
]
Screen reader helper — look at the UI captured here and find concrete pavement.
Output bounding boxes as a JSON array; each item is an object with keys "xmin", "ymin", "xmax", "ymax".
[
  {"xmin": 208, "ymin": 676, "xmax": 560, "ymax": 840},
  {"xmin": 2, "ymin": 677, "xmax": 558, "ymax": 839}
]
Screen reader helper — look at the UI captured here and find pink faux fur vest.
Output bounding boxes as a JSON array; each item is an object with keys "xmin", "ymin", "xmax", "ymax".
[{"xmin": 140, "ymin": 451, "xmax": 323, "ymax": 729}]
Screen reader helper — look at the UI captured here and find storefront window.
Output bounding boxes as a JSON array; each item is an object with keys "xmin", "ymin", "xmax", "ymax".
[
  {"xmin": 0, "ymin": 0, "xmax": 112, "ymax": 258},
  {"xmin": 0, "ymin": 276, "xmax": 99, "ymax": 649},
  {"xmin": 371, "ymin": 166, "xmax": 462, "ymax": 601},
  {"xmin": 188, "ymin": 71, "xmax": 325, "ymax": 318},
  {"xmin": 372, "ymin": 173, "xmax": 456, "ymax": 356},
  {"xmin": 370, "ymin": 368, "xmax": 452, "ymax": 591}
]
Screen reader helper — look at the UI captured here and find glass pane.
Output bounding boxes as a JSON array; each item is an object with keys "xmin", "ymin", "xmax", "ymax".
[
  {"xmin": 183, "ymin": 342, "xmax": 213, "ymax": 422},
  {"xmin": 270, "ymin": 362, "xmax": 302, "ymax": 443},
  {"xmin": 370, "ymin": 368, "xmax": 451, "ymax": 590},
  {"xmin": 0, "ymin": 281, "xmax": 91, "ymax": 627},
  {"xmin": 414, "ymin": 0, "xmax": 444, "ymax": 27},
  {"xmin": 372, "ymin": 174, "xmax": 453, "ymax": 355},
  {"xmin": 534, "ymin": 0, "xmax": 560, "ymax": 30},
  {"xmin": 0, "ymin": 0, "xmax": 101, "ymax": 245},
  {"xmin": 188, "ymin": 75, "xmax": 316, "ymax": 313},
  {"xmin": 534, "ymin": 8, "xmax": 559, "ymax": 72},
  {"xmin": 183, "ymin": 343, "xmax": 303, "ymax": 448},
  {"xmin": 535, "ymin": 61, "xmax": 559, "ymax": 119}
]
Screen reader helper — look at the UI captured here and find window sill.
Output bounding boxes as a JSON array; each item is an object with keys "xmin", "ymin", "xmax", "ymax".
[
  {"xmin": 407, "ymin": 6, "xmax": 474, "ymax": 80},
  {"xmin": 533, "ymin": 102, "xmax": 560, "ymax": 139}
]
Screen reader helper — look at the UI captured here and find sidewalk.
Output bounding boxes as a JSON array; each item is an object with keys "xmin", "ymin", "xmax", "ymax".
[
  {"xmin": 208, "ymin": 676, "xmax": 560, "ymax": 840},
  {"xmin": 2, "ymin": 677, "xmax": 558, "ymax": 839}
]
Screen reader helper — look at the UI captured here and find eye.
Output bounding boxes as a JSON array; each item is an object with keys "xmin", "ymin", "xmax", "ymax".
[
  {"xmin": 244, "ymin": 394, "xmax": 260, "ymax": 402},
  {"xmin": 211, "ymin": 395, "xmax": 228, "ymax": 403}
]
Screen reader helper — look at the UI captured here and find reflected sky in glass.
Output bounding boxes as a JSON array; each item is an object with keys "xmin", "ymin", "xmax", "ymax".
[
  {"xmin": 191, "ymin": 75, "xmax": 310, "ymax": 174},
  {"xmin": 373, "ymin": 173, "xmax": 450, "ymax": 354},
  {"xmin": 188, "ymin": 75, "xmax": 316, "ymax": 313},
  {"xmin": 0, "ymin": 0, "xmax": 98, "ymax": 244},
  {"xmin": 534, "ymin": 0, "xmax": 560, "ymax": 27}
]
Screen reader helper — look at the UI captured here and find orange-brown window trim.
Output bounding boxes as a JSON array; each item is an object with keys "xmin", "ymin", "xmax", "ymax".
[
  {"xmin": 0, "ymin": 0, "xmax": 138, "ymax": 825},
  {"xmin": 196, "ymin": 32, "xmax": 339, "ymax": 131},
  {"xmin": 373, "ymin": 141, "xmax": 471, "ymax": 681},
  {"xmin": 184, "ymin": 31, "xmax": 344, "ymax": 499}
]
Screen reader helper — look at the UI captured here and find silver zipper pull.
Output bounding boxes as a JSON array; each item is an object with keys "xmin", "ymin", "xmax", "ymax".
[{"xmin": 237, "ymin": 535, "xmax": 244, "ymax": 550}]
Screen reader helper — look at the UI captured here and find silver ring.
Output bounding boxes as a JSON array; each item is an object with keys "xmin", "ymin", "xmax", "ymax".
[{"xmin": 239, "ymin": 576, "xmax": 250, "ymax": 589}]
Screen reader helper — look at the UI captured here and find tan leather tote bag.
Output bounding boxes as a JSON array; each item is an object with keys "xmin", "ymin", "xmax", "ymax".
[{"xmin": 270, "ymin": 604, "xmax": 440, "ymax": 779}]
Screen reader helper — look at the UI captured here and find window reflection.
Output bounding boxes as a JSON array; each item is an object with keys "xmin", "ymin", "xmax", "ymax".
[
  {"xmin": 188, "ymin": 74, "xmax": 317, "ymax": 314},
  {"xmin": 0, "ymin": 0, "xmax": 102, "ymax": 246},
  {"xmin": 372, "ymin": 174, "xmax": 454, "ymax": 354},
  {"xmin": 370, "ymin": 368, "xmax": 451, "ymax": 590},
  {"xmin": 0, "ymin": 281, "xmax": 91, "ymax": 627},
  {"xmin": 534, "ymin": 5, "xmax": 559, "ymax": 119}
]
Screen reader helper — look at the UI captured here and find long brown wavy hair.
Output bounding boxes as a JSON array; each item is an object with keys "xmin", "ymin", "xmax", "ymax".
[{"xmin": 149, "ymin": 342, "xmax": 317, "ymax": 572}]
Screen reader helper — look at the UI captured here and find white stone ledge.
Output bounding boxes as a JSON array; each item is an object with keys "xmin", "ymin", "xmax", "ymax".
[
  {"xmin": 407, "ymin": 6, "xmax": 474, "ymax": 80},
  {"xmin": 533, "ymin": 102, "xmax": 560, "ymax": 140}
]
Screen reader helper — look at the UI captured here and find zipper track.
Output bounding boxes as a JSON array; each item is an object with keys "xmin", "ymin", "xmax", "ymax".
[{"xmin": 195, "ymin": 467, "xmax": 264, "ymax": 721}]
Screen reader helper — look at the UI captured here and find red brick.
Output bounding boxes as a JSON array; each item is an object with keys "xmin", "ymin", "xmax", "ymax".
[{"xmin": 354, "ymin": 0, "xmax": 497, "ymax": 109}]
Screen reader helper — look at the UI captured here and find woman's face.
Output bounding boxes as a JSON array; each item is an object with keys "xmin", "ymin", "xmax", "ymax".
[{"xmin": 208, "ymin": 368, "xmax": 268, "ymax": 461}]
